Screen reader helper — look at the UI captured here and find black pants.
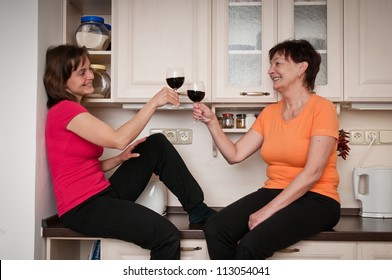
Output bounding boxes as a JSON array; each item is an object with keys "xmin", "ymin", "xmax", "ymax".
[
  {"xmin": 60, "ymin": 133, "xmax": 205, "ymax": 259},
  {"xmin": 203, "ymin": 188, "xmax": 340, "ymax": 260}
]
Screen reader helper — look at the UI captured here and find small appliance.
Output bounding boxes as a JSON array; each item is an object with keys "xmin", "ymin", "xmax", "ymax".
[
  {"xmin": 353, "ymin": 167, "xmax": 392, "ymax": 218},
  {"xmin": 135, "ymin": 181, "xmax": 167, "ymax": 215}
]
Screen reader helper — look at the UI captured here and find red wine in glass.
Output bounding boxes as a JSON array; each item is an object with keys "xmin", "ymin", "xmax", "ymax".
[
  {"xmin": 187, "ymin": 81, "xmax": 205, "ymax": 103},
  {"xmin": 187, "ymin": 89, "xmax": 205, "ymax": 102},
  {"xmin": 166, "ymin": 68, "xmax": 185, "ymax": 94},
  {"xmin": 166, "ymin": 77, "xmax": 185, "ymax": 91},
  {"xmin": 188, "ymin": 81, "xmax": 206, "ymax": 122}
]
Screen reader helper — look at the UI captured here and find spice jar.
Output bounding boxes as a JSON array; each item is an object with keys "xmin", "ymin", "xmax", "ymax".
[
  {"xmin": 217, "ymin": 116, "xmax": 224, "ymax": 128},
  {"xmin": 89, "ymin": 64, "xmax": 111, "ymax": 98},
  {"xmin": 236, "ymin": 114, "xmax": 246, "ymax": 129},
  {"xmin": 75, "ymin": 16, "xmax": 110, "ymax": 50},
  {"xmin": 222, "ymin": 113, "xmax": 234, "ymax": 128}
]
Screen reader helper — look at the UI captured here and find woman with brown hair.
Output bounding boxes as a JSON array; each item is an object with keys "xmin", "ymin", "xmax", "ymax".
[
  {"xmin": 193, "ymin": 39, "xmax": 340, "ymax": 259},
  {"xmin": 44, "ymin": 44, "xmax": 216, "ymax": 260}
]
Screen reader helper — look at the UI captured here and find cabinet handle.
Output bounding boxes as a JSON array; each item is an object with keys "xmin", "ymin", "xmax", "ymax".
[
  {"xmin": 240, "ymin": 92, "xmax": 270, "ymax": 96},
  {"xmin": 278, "ymin": 248, "xmax": 300, "ymax": 253},
  {"xmin": 177, "ymin": 91, "xmax": 187, "ymax": 96},
  {"xmin": 181, "ymin": 246, "xmax": 202, "ymax": 251}
]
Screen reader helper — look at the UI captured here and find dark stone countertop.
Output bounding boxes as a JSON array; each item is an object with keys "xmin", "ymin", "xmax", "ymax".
[{"xmin": 42, "ymin": 207, "xmax": 392, "ymax": 242}]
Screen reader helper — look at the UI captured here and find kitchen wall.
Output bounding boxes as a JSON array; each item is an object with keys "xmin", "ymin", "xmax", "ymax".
[
  {"xmin": 89, "ymin": 106, "xmax": 392, "ymax": 209},
  {"xmin": 0, "ymin": 0, "xmax": 62, "ymax": 260}
]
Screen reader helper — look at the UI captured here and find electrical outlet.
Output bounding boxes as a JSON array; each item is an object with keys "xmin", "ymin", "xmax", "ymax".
[
  {"xmin": 364, "ymin": 130, "xmax": 379, "ymax": 144},
  {"xmin": 150, "ymin": 128, "xmax": 192, "ymax": 145},
  {"xmin": 177, "ymin": 129, "xmax": 193, "ymax": 144},
  {"xmin": 350, "ymin": 130, "xmax": 365, "ymax": 144},
  {"xmin": 163, "ymin": 129, "xmax": 177, "ymax": 144}
]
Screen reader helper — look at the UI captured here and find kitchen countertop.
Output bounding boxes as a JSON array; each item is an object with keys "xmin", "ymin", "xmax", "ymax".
[{"xmin": 42, "ymin": 207, "xmax": 392, "ymax": 242}]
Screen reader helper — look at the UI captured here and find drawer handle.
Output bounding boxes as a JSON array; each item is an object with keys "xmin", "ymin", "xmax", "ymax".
[
  {"xmin": 278, "ymin": 248, "xmax": 300, "ymax": 253},
  {"xmin": 240, "ymin": 92, "xmax": 271, "ymax": 96},
  {"xmin": 181, "ymin": 246, "xmax": 202, "ymax": 251}
]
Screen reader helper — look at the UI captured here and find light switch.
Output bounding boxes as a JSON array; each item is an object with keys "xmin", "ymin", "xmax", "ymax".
[{"xmin": 379, "ymin": 130, "xmax": 392, "ymax": 144}]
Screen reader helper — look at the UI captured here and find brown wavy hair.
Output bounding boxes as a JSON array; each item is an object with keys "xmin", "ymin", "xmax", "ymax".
[
  {"xmin": 43, "ymin": 45, "xmax": 90, "ymax": 108},
  {"xmin": 269, "ymin": 39, "xmax": 321, "ymax": 91}
]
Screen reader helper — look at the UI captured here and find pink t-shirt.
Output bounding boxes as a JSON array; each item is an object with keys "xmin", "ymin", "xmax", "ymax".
[{"xmin": 45, "ymin": 100, "xmax": 110, "ymax": 216}]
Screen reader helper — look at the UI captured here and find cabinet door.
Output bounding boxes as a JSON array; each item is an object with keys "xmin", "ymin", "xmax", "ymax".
[
  {"xmin": 279, "ymin": 0, "xmax": 343, "ymax": 101},
  {"xmin": 101, "ymin": 238, "xmax": 150, "ymax": 260},
  {"xmin": 113, "ymin": 0, "xmax": 211, "ymax": 102},
  {"xmin": 212, "ymin": 0, "xmax": 278, "ymax": 103},
  {"xmin": 344, "ymin": 0, "xmax": 392, "ymax": 101},
  {"xmin": 357, "ymin": 242, "xmax": 392, "ymax": 260},
  {"xmin": 180, "ymin": 239, "xmax": 209, "ymax": 260},
  {"xmin": 100, "ymin": 238, "xmax": 209, "ymax": 260},
  {"xmin": 269, "ymin": 241, "xmax": 357, "ymax": 260}
]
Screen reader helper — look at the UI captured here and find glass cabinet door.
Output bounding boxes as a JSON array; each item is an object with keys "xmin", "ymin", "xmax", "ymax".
[
  {"xmin": 294, "ymin": 0, "xmax": 327, "ymax": 87},
  {"xmin": 228, "ymin": 0, "xmax": 262, "ymax": 87},
  {"xmin": 279, "ymin": 0, "xmax": 343, "ymax": 101},
  {"xmin": 213, "ymin": 0, "xmax": 278, "ymax": 103}
]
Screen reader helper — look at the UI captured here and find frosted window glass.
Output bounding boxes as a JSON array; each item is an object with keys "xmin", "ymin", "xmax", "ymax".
[
  {"xmin": 229, "ymin": 6, "xmax": 261, "ymax": 49},
  {"xmin": 228, "ymin": 2, "xmax": 262, "ymax": 86},
  {"xmin": 294, "ymin": 5, "xmax": 327, "ymax": 49},
  {"xmin": 316, "ymin": 53, "xmax": 327, "ymax": 86},
  {"xmin": 229, "ymin": 54, "xmax": 262, "ymax": 86},
  {"xmin": 294, "ymin": 4, "xmax": 327, "ymax": 85}
]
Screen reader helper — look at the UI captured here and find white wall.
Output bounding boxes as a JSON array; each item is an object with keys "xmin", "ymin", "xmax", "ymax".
[
  {"xmin": 0, "ymin": 0, "xmax": 39, "ymax": 259},
  {"xmin": 0, "ymin": 0, "xmax": 61, "ymax": 260}
]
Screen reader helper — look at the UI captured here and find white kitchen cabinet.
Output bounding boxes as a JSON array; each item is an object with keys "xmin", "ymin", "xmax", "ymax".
[
  {"xmin": 101, "ymin": 238, "xmax": 209, "ymax": 260},
  {"xmin": 357, "ymin": 242, "xmax": 392, "ymax": 260},
  {"xmin": 112, "ymin": 0, "xmax": 211, "ymax": 103},
  {"xmin": 269, "ymin": 241, "xmax": 357, "ymax": 260},
  {"xmin": 344, "ymin": 0, "xmax": 392, "ymax": 102},
  {"xmin": 212, "ymin": 0, "xmax": 343, "ymax": 103},
  {"xmin": 279, "ymin": 0, "xmax": 343, "ymax": 101}
]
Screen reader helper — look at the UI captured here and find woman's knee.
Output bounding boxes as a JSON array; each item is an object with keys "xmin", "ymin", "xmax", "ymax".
[
  {"xmin": 148, "ymin": 133, "xmax": 170, "ymax": 146},
  {"xmin": 203, "ymin": 213, "xmax": 224, "ymax": 239}
]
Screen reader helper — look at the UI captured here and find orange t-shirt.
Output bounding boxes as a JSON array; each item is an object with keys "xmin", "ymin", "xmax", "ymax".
[{"xmin": 252, "ymin": 94, "xmax": 340, "ymax": 202}]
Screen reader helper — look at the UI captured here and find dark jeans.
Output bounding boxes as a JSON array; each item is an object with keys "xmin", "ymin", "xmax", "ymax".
[
  {"xmin": 60, "ymin": 133, "xmax": 205, "ymax": 259},
  {"xmin": 203, "ymin": 188, "xmax": 340, "ymax": 260}
]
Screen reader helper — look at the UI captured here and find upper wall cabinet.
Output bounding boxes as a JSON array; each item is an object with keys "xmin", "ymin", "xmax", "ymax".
[
  {"xmin": 344, "ymin": 0, "xmax": 392, "ymax": 102},
  {"xmin": 279, "ymin": 0, "xmax": 343, "ymax": 102},
  {"xmin": 212, "ymin": 0, "xmax": 343, "ymax": 103},
  {"xmin": 112, "ymin": 0, "xmax": 211, "ymax": 103}
]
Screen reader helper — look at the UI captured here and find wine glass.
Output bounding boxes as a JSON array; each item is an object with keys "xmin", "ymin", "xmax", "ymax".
[
  {"xmin": 187, "ymin": 81, "xmax": 205, "ymax": 103},
  {"xmin": 187, "ymin": 81, "xmax": 206, "ymax": 122},
  {"xmin": 166, "ymin": 67, "xmax": 185, "ymax": 94}
]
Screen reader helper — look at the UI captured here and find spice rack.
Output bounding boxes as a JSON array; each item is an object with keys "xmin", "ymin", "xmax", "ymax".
[
  {"xmin": 63, "ymin": 0, "xmax": 113, "ymax": 105},
  {"xmin": 211, "ymin": 104, "xmax": 265, "ymax": 157}
]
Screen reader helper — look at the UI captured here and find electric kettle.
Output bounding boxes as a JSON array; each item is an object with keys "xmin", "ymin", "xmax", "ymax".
[
  {"xmin": 135, "ymin": 181, "xmax": 167, "ymax": 215},
  {"xmin": 353, "ymin": 167, "xmax": 392, "ymax": 218}
]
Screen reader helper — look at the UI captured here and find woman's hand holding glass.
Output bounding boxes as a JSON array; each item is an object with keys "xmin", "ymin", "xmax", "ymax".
[
  {"xmin": 151, "ymin": 87, "xmax": 180, "ymax": 108},
  {"xmin": 192, "ymin": 102, "xmax": 214, "ymax": 124}
]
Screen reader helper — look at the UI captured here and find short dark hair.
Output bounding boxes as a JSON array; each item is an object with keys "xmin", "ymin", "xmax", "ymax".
[
  {"xmin": 43, "ymin": 44, "xmax": 90, "ymax": 108},
  {"xmin": 269, "ymin": 39, "xmax": 321, "ymax": 91}
]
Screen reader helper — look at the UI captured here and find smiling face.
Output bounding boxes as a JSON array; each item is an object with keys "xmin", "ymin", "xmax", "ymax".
[
  {"xmin": 268, "ymin": 52, "xmax": 307, "ymax": 93},
  {"xmin": 65, "ymin": 57, "xmax": 94, "ymax": 101}
]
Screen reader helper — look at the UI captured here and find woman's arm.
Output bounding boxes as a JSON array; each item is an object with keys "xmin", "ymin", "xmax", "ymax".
[
  {"xmin": 100, "ymin": 137, "xmax": 147, "ymax": 172},
  {"xmin": 193, "ymin": 103, "xmax": 263, "ymax": 164},
  {"xmin": 67, "ymin": 87, "xmax": 179, "ymax": 150},
  {"xmin": 248, "ymin": 135, "xmax": 337, "ymax": 230}
]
